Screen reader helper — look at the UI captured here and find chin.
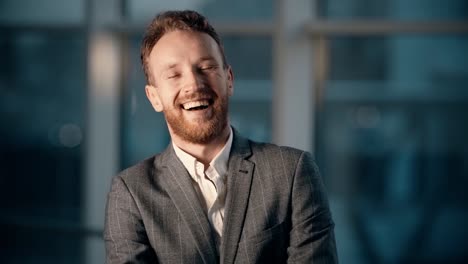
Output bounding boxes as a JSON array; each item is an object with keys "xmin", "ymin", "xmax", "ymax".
[
  {"xmin": 186, "ymin": 123, "xmax": 220, "ymax": 143},
  {"xmin": 166, "ymin": 99, "xmax": 229, "ymax": 144}
]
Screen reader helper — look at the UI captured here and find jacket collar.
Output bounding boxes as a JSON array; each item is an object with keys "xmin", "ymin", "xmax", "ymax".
[
  {"xmin": 157, "ymin": 128, "xmax": 254, "ymax": 264},
  {"xmin": 220, "ymin": 129, "xmax": 254, "ymax": 264}
]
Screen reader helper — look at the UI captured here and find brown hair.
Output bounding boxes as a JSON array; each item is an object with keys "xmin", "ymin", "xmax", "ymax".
[{"xmin": 140, "ymin": 10, "xmax": 228, "ymax": 85}]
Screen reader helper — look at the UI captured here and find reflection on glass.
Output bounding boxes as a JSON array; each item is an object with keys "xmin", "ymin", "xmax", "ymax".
[{"xmin": 317, "ymin": 35, "xmax": 468, "ymax": 263}]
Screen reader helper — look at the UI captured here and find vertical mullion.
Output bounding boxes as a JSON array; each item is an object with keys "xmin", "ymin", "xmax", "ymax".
[
  {"xmin": 83, "ymin": 0, "xmax": 123, "ymax": 263},
  {"xmin": 273, "ymin": 0, "xmax": 316, "ymax": 152}
]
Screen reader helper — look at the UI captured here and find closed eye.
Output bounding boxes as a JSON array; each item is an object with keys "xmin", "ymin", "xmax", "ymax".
[
  {"xmin": 200, "ymin": 65, "xmax": 218, "ymax": 71},
  {"xmin": 166, "ymin": 73, "xmax": 180, "ymax": 79}
]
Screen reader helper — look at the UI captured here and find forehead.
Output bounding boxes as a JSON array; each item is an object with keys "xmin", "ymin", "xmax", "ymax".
[{"xmin": 148, "ymin": 30, "xmax": 222, "ymax": 70}]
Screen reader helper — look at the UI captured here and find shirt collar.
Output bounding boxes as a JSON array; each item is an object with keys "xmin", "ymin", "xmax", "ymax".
[
  {"xmin": 208, "ymin": 127, "xmax": 233, "ymax": 177},
  {"xmin": 172, "ymin": 127, "xmax": 233, "ymax": 179}
]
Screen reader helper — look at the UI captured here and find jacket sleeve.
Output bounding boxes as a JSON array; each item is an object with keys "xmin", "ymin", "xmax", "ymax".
[
  {"xmin": 287, "ymin": 151, "xmax": 338, "ymax": 264},
  {"xmin": 104, "ymin": 175, "xmax": 157, "ymax": 264}
]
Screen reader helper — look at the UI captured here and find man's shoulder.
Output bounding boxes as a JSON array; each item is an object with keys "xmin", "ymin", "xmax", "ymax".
[
  {"xmin": 115, "ymin": 150, "xmax": 168, "ymax": 183},
  {"xmin": 118, "ymin": 156, "xmax": 154, "ymax": 177},
  {"xmin": 248, "ymin": 139, "xmax": 307, "ymax": 162},
  {"xmin": 249, "ymin": 139, "xmax": 305, "ymax": 155},
  {"xmin": 244, "ymin": 139, "xmax": 317, "ymax": 183}
]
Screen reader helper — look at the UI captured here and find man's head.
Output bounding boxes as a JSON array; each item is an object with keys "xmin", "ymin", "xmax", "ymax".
[
  {"xmin": 142, "ymin": 10, "xmax": 234, "ymax": 145},
  {"xmin": 141, "ymin": 10, "xmax": 228, "ymax": 85}
]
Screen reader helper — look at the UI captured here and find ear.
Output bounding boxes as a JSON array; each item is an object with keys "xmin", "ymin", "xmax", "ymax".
[
  {"xmin": 145, "ymin": 85, "xmax": 164, "ymax": 112},
  {"xmin": 226, "ymin": 66, "xmax": 234, "ymax": 97}
]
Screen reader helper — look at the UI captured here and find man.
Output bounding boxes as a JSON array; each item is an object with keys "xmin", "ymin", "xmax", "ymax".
[{"xmin": 104, "ymin": 10, "xmax": 338, "ymax": 264}]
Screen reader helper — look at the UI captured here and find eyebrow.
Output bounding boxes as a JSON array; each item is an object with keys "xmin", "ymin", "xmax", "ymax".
[
  {"xmin": 160, "ymin": 57, "xmax": 219, "ymax": 71},
  {"xmin": 197, "ymin": 56, "xmax": 218, "ymax": 64},
  {"xmin": 162, "ymin": 63, "xmax": 178, "ymax": 71}
]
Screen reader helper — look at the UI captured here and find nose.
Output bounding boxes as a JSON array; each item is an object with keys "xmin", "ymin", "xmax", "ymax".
[{"xmin": 182, "ymin": 68, "xmax": 204, "ymax": 94}]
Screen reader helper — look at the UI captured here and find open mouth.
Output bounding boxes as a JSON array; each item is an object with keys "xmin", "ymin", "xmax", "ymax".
[{"xmin": 181, "ymin": 99, "xmax": 213, "ymax": 111}]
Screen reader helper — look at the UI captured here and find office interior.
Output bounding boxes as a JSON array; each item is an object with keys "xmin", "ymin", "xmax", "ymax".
[{"xmin": 1, "ymin": 0, "xmax": 467, "ymax": 263}]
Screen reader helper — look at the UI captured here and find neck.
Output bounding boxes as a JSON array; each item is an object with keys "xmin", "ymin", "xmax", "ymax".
[{"xmin": 171, "ymin": 124, "xmax": 231, "ymax": 167}]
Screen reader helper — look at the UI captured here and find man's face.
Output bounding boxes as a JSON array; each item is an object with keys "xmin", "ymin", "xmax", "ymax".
[{"xmin": 145, "ymin": 30, "xmax": 233, "ymax": 144}]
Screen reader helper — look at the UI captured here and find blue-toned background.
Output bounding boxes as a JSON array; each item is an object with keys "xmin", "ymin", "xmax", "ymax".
[{"xmin": 1, "ymin": 0, "xmax": 467, "ymax": 263}]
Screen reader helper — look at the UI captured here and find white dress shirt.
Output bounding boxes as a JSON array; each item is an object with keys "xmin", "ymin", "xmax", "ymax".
[{"xmin": 172, "ymin": 128, "xmax": 233, "ymax": 247}]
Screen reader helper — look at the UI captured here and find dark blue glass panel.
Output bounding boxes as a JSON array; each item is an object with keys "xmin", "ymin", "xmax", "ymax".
[
  {"xmin": 0, "ymin": 30, "xmax": 86, "ymax": 264},
  {"xmin": 317, "ymin": 35, "xmax": 468, "ymax": 264}
]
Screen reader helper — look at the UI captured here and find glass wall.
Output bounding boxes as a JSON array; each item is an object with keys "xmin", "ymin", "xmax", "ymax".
[
  {"xmin": 121, "ymin": 35, "xmax": 170, "ymax": 168},
  {"xmin": 0, "ymin": 30, "xmax": 86, "ymax": 264},
  {"xmin": 3, "ymin": 0, "xmax": 467, "ymax": 263},
  {"xmin": 0, "ymin": 0, "xmax": 85, "ymax": 24},
  {"xmin": 318, "ymin": 0, "xmax": 468, "ymax": 20},
  {"xmin": 0, "ymin": 1, "xmax": 86, "ymax": 263},
  {"xmin": 314, "ymin": 1, "xmax": 468, "ymax": 263},
  {"xmin": 126, "ymin": 0, "xmax": 274, "ymax": 23}
]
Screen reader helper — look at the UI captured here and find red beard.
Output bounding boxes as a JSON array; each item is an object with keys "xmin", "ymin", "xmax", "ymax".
[{"xmin": 164, "ymin": 91, "xmax": 229, "ymax": 144}]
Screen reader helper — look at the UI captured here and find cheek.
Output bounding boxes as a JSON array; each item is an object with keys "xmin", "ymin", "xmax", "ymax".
[
  {"xmin": 166, "ymin": 92, "xmax": 183, "ymax": 108},
  {"xmin": 162, "ymin": 93, "xmax": 177, "ymax": 106},
  {"xmin": 210, "ymin": 75, "xmax": 229, "ymax": 91},
  {"xmin": 157, "ymin": 82, "xmax": 179, "ymax": 101}
]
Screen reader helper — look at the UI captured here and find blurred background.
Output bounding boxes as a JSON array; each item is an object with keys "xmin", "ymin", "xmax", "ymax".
[{"xmin": 1, "ymin": 0, "xmax": 467, "ymax": 263}]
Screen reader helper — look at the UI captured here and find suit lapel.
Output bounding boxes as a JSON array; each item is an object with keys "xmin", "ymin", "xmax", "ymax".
[
  {"xmin": 157, "ymin": 146, "xmax": 218, "ymax": 264},
  {"xmin": 220, "ymin": 132, "xmax": 254, "ymax": 264}
]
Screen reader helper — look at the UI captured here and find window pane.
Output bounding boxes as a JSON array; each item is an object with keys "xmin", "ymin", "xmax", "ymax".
[
  {"xmin": 121, "ymin": 36, "xmax": 170, "ymax": 169},
  {"xmin": 0, "ymin": 0, "xmax": 85, "ymax": 24},
  {"xmin": 121, "ymin": 34, "xmax": 272, "ymax": 168},
  {"xmin": 0, "ymin": 31, "xmax": 86, "ymax": 263},
  {"xmin": 319, "ymin": 0, "xmax": 468, "ymax": 20},
  {"xmin": 126, "ymin": 0, "xmax": 274, "ymax": 24},
  {"xmin": 317, "ymin": 35, "xmax": 468, "ymax": 263},
  {"xmin": 224, "ymin": 36, "xmax": 273, "ymax": 143}
]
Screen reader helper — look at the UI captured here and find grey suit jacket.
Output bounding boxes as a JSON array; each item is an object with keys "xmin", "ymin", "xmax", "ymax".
[{"xmin": 104, "ymin": 131, "xmax": 338, "ymax": 263}]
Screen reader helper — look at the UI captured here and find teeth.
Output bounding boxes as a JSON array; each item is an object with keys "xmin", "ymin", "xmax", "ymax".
[{"xmin": 182, "ymin": 100, "xmax": 210, "ymax": 110}]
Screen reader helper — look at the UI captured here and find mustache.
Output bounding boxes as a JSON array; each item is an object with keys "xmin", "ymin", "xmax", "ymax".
[{"xmin": 178, "ymin": 90, "xmax": 217, "ymax": 102}]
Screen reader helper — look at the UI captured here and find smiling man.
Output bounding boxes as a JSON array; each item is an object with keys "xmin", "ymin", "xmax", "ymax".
[{"xmin": 104, "ymin": 10, "xmax": 338, "ymax": 264}]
